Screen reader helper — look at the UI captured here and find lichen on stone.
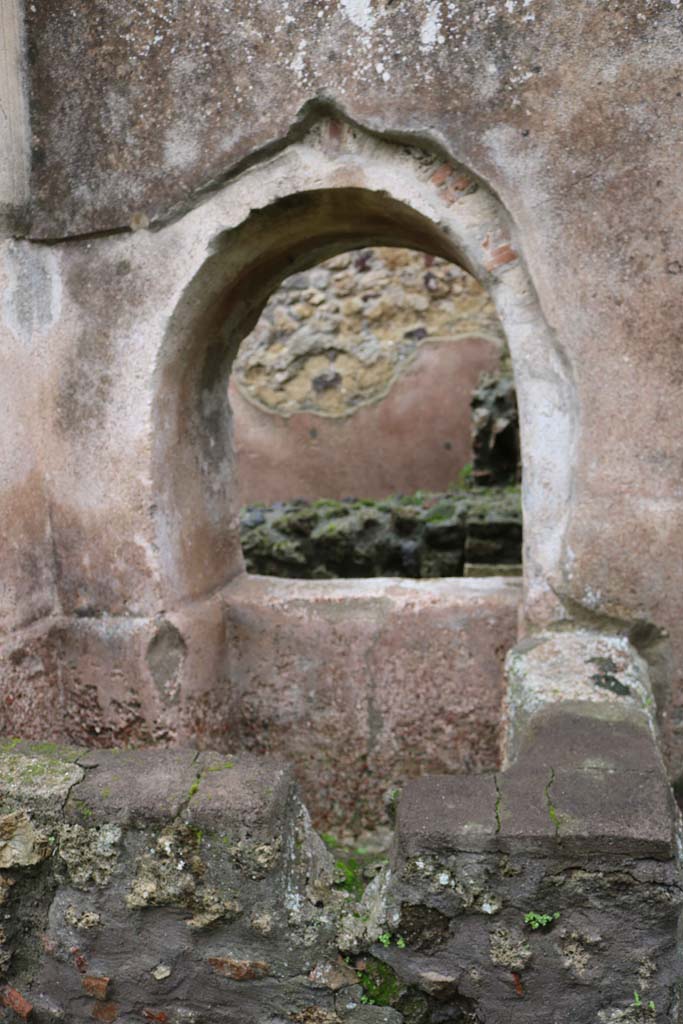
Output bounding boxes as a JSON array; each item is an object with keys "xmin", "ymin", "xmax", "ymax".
[
  {"xmin": 489, "ymin": 927, "xmax": 532, "ymax": 971},
  {"xmin": 58, "ymin": 822, "xmax": 122, "ymax": 888},
  {"xmin": 64, "ymin": 905, "xmax": 101, "ymax": 930},
  {"xmin": 226, "ymin": 836, "xmax": 282, "ymax": 879},
  {"xmin": 0, "ymin": 811, "xmax": 50, "ymax": 868},
  {"xmin": 126, "ymin": 821, "xmax": 240, "ymax": 929}
]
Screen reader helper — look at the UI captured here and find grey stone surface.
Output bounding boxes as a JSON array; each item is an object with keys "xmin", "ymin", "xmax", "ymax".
[
  {"xmin": 1, "ymin": 657, "xmax": 681, "ymax": 1023},
  {"xmin": 395, "ymin": 774, "xmax": 498, "ymax": 857},
  {"xmin": 345, "ymin": 1008, "xmax": 404, "ymax": 1023},
  {"xmin": 383, "ymin": 633, "xmax": 683, "ymax": 1022},
  {"xmin": 0, "ymin": 745, "xmax": 347, "ymax": 1024},
  {"xmin": 471, "ymin": 373, "xmax": 519, "ymax": 486},
  {"xmin": 68, "ymin": 746, "xmax": 200, "ymax": 825}
]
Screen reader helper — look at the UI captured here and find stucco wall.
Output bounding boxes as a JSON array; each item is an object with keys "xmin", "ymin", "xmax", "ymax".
[{"xmin": 2, "ymin": 3, "xmax": 683, "ymax": 779}]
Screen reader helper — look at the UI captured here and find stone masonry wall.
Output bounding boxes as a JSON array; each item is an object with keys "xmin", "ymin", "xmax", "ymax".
[
  {"xmin": 233, "ymin": 248, "xmax": 503, "ymax": 417},
  {"xmin": 240, "ymin": 486, "xmax": 522, "ymax": 580},
  {"xmin": 1, "ymin": 633, "xmax": 680, "ymax": 1024}
]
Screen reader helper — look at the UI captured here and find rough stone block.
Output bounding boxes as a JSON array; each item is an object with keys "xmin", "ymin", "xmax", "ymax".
[
  {"xmin": 504, "ymin": 631, "xmax": 654, "ymax": 766},
  {"xmin": 394, "ymin": 774, "xmax": 498, "ymax": 857},
  {"xmin": 66, "ymin": 747, "xmax": 201, "ymax": 826},
  {"xmin": 0, "ymin": 744, "xmax": 350, "ymax": 1024},
  {"xmin": 385, "ymin": 632, "xmax": 683, "ymax": 1022}
]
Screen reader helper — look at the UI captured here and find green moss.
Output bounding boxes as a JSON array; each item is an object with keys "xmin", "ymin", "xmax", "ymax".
[
  {"xmin": 188, "ymin": 778, "xmax": 201, "ymax": 799},
  {"xmin": 456, "ymin": 462, "xmax": 474, "ymax": 488},
  {"xmin": 0, "ymin": 738, "xmax": 23, "ymax": 753},
  {"xmin": 73, "ymin": 799, "xmax": 93, "ymax": 820},
  {"xmin": 334, "ymin": 857, "xmax": 365, "ymax": 901},
  {"xmin": 357, "ymin": 958, "xmax": 402, "ymax": 1006},
  {"xmin": 0, "ymin": 738, "xmax": 84, "ymax": 762},
  {"xmin": 424, "ymin": 500, "xmax": 457, "ymax": 523},
  {"xmin": 321, "ymin": 832, "xmax": 340, "ymax": 851},
  {"xmin": 241, "ymin": 485, "xmax": 522, "ymax": 580},
  {"xmin": 205, "ymin": 761, "xmax": 234, "ymax": 772},
  {"xmin": 19, "ymin": 762, "xmax": 50, "ymax": 779},
  {"xmin": 544, "ymin": 768, "xmax": 561, "ymax": 837}
]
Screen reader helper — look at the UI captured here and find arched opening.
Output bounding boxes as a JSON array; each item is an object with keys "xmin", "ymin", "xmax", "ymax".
[
  {"xmin": 149, "ymin": 120, "xmax": 575, "ymax": 834},
  {"xmin": 153, "ymin": 186, "xmax": 468, "ymax": 600}
]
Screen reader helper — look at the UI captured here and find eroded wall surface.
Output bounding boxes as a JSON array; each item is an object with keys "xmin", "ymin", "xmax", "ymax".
[
  {"xmin": 0, "ymin": 634, "xmax": 680, "ymax": 1023},
  {"xmin": 3, "ymin": 2, "xmax": 683, "ymax": 781}
]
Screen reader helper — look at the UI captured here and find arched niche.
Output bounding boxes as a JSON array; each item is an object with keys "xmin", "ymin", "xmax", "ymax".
[{"xmin": 151, "ymin": 119, "xmax": 576, "ymax": 626}]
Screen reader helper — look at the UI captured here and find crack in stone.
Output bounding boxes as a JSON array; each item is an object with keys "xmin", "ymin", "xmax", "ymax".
[{"xmin": 544, "ymin": 767, "xmax": 560, "ymax": 839}]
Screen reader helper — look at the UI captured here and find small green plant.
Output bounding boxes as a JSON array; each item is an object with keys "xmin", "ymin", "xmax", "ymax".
[
  {"xmin": 73, "ymin": 800, "xmax": 93, "ymax": 820},
  {"xmin": 456, "ymin": 462, "xmax": 474, "ymax": 489},
  {"xmin": 633, "ymin": 992, "xmax": 642, "ymax": 1009},
  {"xmin": 523, "ymin": 910, "xmax": 560, "ymax": 930},
  {"xmin": 648, "ymin": 1002, "xmax": 656, "ymax": 1013},
  {"xmin": 357, "ymin": 958, "xmax": 401, "ymax": 1007},
  {"xmin": 376, "ymin": 932, "xmax": 407, "ymax": 949}
]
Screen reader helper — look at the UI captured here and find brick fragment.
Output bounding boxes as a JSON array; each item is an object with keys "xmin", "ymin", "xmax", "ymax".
[
  {"xmin": 430, "ymin": 162, "xmax": 453, "ymax": 186},
  {"xmin": 82, "ymin": 976, "xmax": 110, "ymax": 1000},
  {"xmin": 92, "ymin": 1002, "xmax": 118, "ymax": 1022},
  {"xmin": 484, "ymin": 244, "xmax": 518, "ymax": 271},
  {"xmin": 1, "ymin": 986, "xmax": 33, "ymax": 1020},
  {"xmin": 207, "ymin": 956, "xmax": 269, "ymax": 980}
]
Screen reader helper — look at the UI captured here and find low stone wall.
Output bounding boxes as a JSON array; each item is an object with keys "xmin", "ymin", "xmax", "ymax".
[
  {"xmin": 0, "ymin": 575, "xmax": 521, "ymax": 835},
  {"xmin": 240, "ymin": 487, "xmax": 522, "ymax": 579},
  {"xmin": 1, "ymin": 632, "xmax": 679, "ymax": 1023},
  {"xmin": 223, "ymin": 575, "xmax": 521, "ymax": 834}
]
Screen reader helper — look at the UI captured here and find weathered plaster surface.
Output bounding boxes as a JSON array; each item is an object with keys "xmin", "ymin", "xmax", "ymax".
[
  {"xmin": 232, "ymin": 338, "xmax": 502, "ymax": 503},
  {"xmin": 223, "ymin": 574, "xmax": 521, "ymax": 832},
  {"xmin": 0, "ymin": 0, "xmax": 29, "ymax": 232},
  {"xmin": 4, "ymin": 2, "xmax": 683, "ymax": 783},
  {"xmin": 0, "ymin": 576, "xmax": 520, "ymax": 833}
]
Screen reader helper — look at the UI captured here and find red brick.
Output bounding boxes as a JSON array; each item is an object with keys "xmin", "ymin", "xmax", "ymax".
[
  {"xmin": 1, "ymin": 987, "xmax": 33, "ymax": 1021},
  {"xmin": 207, "ymin": 957, "xmax": 269, "ymax": 980},
  {"xmin": 430, "ymin": 162, "xmax": 453, "ymax": 186},
  {"xmin": 82, "ymin": 976, "xmax": 110, "ymax": 1000}
]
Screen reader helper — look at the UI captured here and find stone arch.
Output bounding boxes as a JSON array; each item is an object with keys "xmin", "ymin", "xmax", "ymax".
[{"xmin": 151, "ymin": 118, "xmax": 576, "ymax": 625}]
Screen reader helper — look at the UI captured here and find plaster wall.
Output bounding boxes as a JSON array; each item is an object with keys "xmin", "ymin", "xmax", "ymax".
[
  {"xmin": 231, "ymin": 337, "xmax": 501, "ymax": 504},
  {"xmin": 20, "ymin": 0, "xmax": 683, "ymax": 672},
  {"xmin": 3, "ymin": 3, "xmax": 683, "ymax": 780},
  {"xmin": 223, "ymin": 574, "xmax": 520, "ymax": 833},
  {"xmin": 0, "ymin": 0, "xmax": 29, "ymax": 231}
]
